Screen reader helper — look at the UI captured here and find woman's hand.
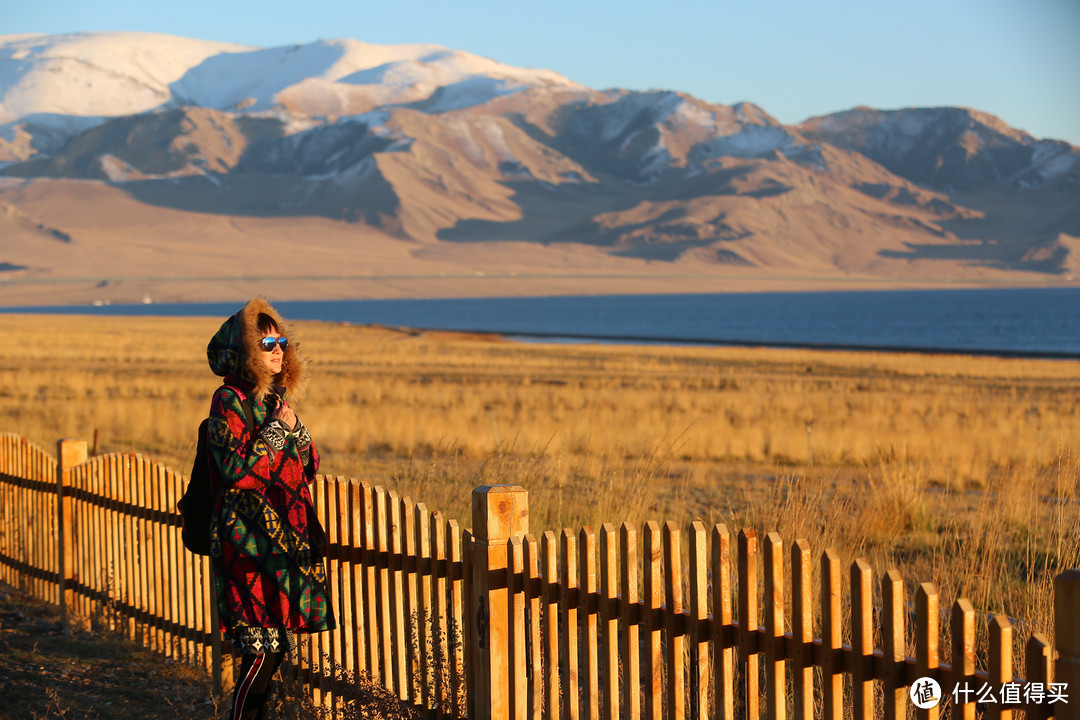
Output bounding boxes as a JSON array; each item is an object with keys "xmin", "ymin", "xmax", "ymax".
[{"xmin": 273, "ymin": 399, "xmax": 297, "ymax": 431}]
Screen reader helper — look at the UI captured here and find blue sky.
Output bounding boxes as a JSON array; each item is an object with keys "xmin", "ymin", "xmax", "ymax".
[{"xmin": 6, "ymin": 0, "xmax": 1079, "ymax": 144}]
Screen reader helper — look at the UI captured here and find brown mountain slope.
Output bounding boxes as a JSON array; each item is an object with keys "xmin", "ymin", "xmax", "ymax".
[
  {"xmin": 5, "ymin": 108, "xmax": 284, "ymax": 180},
  {"xmin": 1, "ymin": 90, "xmax": 1078, "ymax": 306},
  {"xmin": 796, "ymin": 106, "xmax": 1080, "ymax": 272},
  {"xmin": 797, "ymin": 106, "xmax": 1067, "ymax": 190},
  {"xmin": 3, "ymin": 173, "xmax": 1049, "ymax": 309}
]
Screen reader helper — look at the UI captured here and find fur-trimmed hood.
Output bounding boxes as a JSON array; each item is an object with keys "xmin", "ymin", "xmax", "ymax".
[{"xmin": 206, "ymin": 298, "xmax": 308, "ymax": 401}]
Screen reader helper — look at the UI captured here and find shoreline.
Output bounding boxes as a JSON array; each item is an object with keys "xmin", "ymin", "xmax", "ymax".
[{"xmin": 1, "ymin": 272, "xmax": 1077, "ymax": 310}]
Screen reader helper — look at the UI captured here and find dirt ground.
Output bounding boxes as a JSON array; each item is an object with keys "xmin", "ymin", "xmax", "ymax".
[
  {"xmin": 0, "ymin": 582, "xmax": 220, "ymax": 720},
  {"xmin": 0, "ymin": 583, "xmax": 429, "ymax": 720}
]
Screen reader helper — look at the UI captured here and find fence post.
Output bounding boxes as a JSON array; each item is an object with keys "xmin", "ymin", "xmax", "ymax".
[
  {"xmin": 1056, "ymin": 570, "xmax": 1080, "ymax": 720},
  {"xmin": 469, "ymin": 485, "xmax": 529, "ymax": 720},
  {"xmin": 56, "ymin": 438, "xmax": 88, "ymax": 632}
]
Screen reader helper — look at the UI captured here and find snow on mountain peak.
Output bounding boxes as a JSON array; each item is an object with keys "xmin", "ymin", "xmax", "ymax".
[
  {"xmin": 0, "ymin": 32, "xmax": 583, "ymax": 127},
  {"xmin": 0, "ymin": 32, "xmax": 248, "ymax": 123}
]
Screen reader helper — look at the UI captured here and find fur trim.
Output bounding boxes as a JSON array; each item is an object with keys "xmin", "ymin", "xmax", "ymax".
[{"xmin": 237, "ymin": 297, "xmax": 309, "ymax": 401}]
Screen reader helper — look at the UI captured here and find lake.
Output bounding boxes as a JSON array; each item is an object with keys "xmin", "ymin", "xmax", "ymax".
[{"xmin": 4, "ymin": 287, "xmax": 1080, "ymax": 359}]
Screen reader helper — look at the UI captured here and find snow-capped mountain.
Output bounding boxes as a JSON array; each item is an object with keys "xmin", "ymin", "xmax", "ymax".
[
  {"xmin": 0, "ymin": 32, "xmax": 580, "ymax": 152},
  {"xmin": 0, "ymin": 32, "xmax": 245, "ymax": 124},
  {"xmin": 1, "ymin": 31, "xmax": 1078, "ymax": 292}
]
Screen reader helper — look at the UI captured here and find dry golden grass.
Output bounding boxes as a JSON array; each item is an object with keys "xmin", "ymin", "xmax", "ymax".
[{"xmin": 1, "ymin": 311, "xmax": 1078, "ymax": 651}]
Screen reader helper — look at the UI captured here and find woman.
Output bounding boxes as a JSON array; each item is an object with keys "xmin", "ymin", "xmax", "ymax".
[{"xmin": 205, "ymin": 297, "xmax": 335, "ymax": 720}]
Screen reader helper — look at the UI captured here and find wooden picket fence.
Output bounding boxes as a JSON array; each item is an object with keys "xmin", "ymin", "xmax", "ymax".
[
  {"xmin": 0, "ymin": 434, "xmax": 59, "ymax": 606},
  {"xmin": 0, "ymin": 434, "xmax": 471, "ymax": 716},
  {"xmin": 1, "ymin": 433, "xmax": 1078, "ymax": 719}
]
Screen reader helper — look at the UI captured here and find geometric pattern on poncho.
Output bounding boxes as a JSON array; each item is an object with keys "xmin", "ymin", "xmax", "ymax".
[
  {"xmin": 232, "ymin": 626, "xmax": 297, "ymax": 655},
  {"xmin": 207, "ymin": 382, "xmax": 335, "ymax": 646}
]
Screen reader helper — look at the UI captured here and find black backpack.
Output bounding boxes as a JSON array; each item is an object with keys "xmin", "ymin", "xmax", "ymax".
[{"xmin": 178, "ymin": 386, "xmax": 254, "ymax": 556}]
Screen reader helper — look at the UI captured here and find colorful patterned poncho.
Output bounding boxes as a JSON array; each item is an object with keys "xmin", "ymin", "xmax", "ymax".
[{"xmin": 205, "ymin": 298, "xmax": 335, "ymax": 653}]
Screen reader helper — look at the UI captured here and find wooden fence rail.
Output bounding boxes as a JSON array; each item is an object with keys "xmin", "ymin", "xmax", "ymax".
[{"xmin": 0, "ymin": 434, "xmax": 1077, "ymax": 719}]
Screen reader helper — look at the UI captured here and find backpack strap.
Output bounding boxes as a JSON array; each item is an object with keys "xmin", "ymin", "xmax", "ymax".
[{"xmin": 220, "ymin": 384, "xmax": 256, "ymax": 433}]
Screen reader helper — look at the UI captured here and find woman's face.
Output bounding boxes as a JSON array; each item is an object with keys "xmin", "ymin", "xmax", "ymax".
[{"xmin": 259, "ymin": 329, "xmax": 284, "ymax": 375}]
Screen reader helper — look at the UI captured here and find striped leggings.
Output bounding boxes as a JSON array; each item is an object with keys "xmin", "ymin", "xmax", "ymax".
[{"xmin": 231, "ymin": 651, "xmax": 286, "ymax": 720}]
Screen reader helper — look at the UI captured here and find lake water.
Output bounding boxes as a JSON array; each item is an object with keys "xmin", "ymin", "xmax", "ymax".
[{"xmin": 4, "ymin": 287, "xmax": 1080, "ymax": 359}]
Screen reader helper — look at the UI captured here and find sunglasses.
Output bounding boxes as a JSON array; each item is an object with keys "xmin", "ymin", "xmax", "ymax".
[{"xmin": 259, "ymin": 336, "xmax": 289, "ymax": 352}]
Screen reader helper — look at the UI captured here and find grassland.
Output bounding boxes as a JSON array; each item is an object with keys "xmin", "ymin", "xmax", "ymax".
[{"xmin": 1, "ymin": 311, "xmax": 1077, "ymax": 661}]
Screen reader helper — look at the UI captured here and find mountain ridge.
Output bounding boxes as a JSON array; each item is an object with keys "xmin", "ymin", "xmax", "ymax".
[{"xmin": 0, "ymin": 32, "xmax": 1077, "ymax": 307}]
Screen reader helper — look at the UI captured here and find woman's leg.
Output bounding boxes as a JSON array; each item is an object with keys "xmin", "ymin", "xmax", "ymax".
[{"xmin": 231, "ymin": 651, "xmax": 286, "ymax": 720}]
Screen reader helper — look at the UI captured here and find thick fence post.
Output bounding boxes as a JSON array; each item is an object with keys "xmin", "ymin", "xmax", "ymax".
[
  {"xmin": 56, "ymin": 438, "xmax": 88, "ymax": 632},
  {"xmin": 1056, "ymin": 570, "xmax": 1080, "ymax": 720},
  {"xmin": 470, "ymin": 485, "xmax": 529, "ymax": 720}
]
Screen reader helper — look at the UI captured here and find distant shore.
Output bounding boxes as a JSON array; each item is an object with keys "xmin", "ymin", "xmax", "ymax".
[{"xmin": 1, "ymin": 269, "xmax": 1075, "ymax": 309}]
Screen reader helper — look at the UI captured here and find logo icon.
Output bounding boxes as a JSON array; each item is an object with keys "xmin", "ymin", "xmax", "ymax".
[{"xmin": 910, "ymin": 677, "xmax": 942, "ymax": 709}]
